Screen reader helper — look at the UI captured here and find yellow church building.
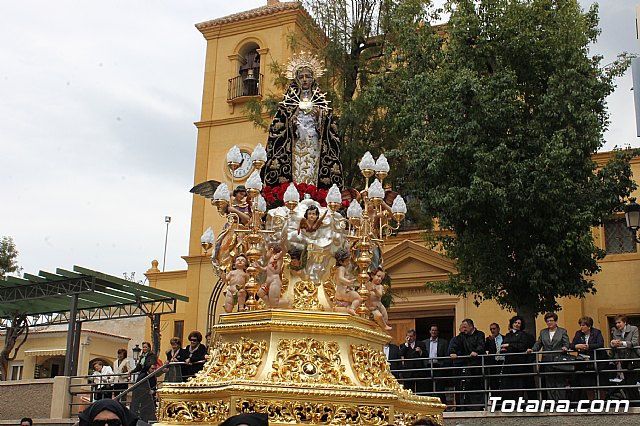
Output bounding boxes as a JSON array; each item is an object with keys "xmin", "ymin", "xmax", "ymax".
[{"xmin": 145, "ymin": 0, "xmax": 640, "ymax": 349}]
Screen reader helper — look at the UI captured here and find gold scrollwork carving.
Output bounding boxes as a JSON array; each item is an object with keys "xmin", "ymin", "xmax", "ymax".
[
  {"xmin": 322, "ymin": 279, "xmax": 335, "ymax": 303},
  {"xmin": 159, "ymin": 400, "xmax": 229, "ymax": 423},
  {"xmin": 292, "ymin": 280, "xmax": 322, "ymax": 310},
  {"xmin": 191, "ymin": 337, "xmax": 267, "ymax": 384},
  {"xmin": 350, "ymin": 344, "xmax": 407, "ymax": 393},
  {"xmin": 269, "ymin": 338, "xmax": 352, "ymax": 385},
  {"xmin": 237, "ymin": 398, "xmax": 388, "ymax": 425}
]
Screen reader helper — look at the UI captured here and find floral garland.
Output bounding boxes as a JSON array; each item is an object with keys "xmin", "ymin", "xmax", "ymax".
[{"xmin": 262, "ymin": 182, "xmax": 328, "ymax": 208}]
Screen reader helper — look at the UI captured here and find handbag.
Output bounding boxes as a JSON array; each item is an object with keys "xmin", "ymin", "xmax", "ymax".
[{"xmin": 550, "ymin": 354, "xmax": 577, "ymax": 372}]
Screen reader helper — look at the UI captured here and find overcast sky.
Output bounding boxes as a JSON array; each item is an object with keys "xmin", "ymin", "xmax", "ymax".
[{"xmin": 1, "ymin": 0, "xmax": 637, "ymax": 281}]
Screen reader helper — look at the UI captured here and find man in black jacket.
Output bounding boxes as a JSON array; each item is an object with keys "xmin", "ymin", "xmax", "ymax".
[
  {"xmin": 449, "ymin": 319, "xmax": 485, "ymax": 410},
  {"xmin": 384, "ymin": 342, "xmax": 402, "ymax": 379},
  {"xmin": 399, "ymin": 328, "xmax": 427, "ymax": 393}
]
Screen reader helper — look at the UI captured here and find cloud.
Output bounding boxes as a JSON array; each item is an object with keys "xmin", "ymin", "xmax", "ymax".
[{"xmin": 0, "ymin": 0, "xmax": 636, "ymax": 280}]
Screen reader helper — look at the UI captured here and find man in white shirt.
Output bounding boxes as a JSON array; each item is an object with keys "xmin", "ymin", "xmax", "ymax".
[
  {"xmin": 422, "ymin": 325, "xmax": 449, "ymax": 399},
  {"xmin": 91, "ymin": 360, "xmax": 114, "ymax": 400}
]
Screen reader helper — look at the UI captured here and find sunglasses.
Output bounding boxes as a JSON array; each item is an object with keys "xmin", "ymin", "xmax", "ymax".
[{"xmin": 91, "ymin": 420, "xmax": 122, "ymax": 426}]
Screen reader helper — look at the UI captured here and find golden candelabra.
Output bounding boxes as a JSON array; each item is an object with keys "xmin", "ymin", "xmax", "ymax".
[
  {"xmin": 346, "ymin": 152, "xmax": 407, "ymax": 318},
  {"xmin": 169, "ymin": 148, "xmax": 443, "ymax": 426}
]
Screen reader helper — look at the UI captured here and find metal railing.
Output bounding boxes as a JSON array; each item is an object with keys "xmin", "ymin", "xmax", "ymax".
[
  {"xmin": 227, "ymin": 74, "xmax": 263, "ymax": 100},
  {"xmin": 69, "ymin": 361, "xmax": 206, "ymax": 423},
  {"xmin": 68, "ymin": 348, "xmax": 638, "ymax": 418},
  {"xmin": 389, "ymin": 347, "xmax": 640, "ymax": 411}
]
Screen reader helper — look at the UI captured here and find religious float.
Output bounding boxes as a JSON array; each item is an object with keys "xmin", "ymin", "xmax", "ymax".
[{"xmin": 155, "ymin": 52, "xmax": 445, "ymax": 426}]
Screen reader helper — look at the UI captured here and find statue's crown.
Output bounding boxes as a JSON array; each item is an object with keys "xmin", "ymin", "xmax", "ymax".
[{"xmin": 285, "ymin": 51, "xmax": 326, "ymax": 80}]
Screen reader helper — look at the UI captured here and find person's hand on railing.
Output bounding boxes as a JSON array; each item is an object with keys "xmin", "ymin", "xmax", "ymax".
[{"xmin": 574, "ymin": 343, "xmax": 589, "ymax": 352}]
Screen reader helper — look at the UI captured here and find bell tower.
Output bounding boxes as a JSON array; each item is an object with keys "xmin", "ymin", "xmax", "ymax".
[{"xmin": 147, "ymin": 1, "xmax": 315, "ymax": 344}]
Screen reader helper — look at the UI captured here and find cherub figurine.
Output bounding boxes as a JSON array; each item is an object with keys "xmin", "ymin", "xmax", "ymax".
[
  {"xmin": 298, "ymin": 205, "xmax": 327, "ymax": 234},
  {"xmin": 332, "ymin": 248, "xmax": 362, "ymax": 316},
  {"xmin": 367, "ymin": 267, "xmax": 392, "ymax": 331},
  {"xmin": 227, "ymin": 185, "xmax": 251, "ymax": 225},
  {"xmin": 222, "ymin": 254, "xmax": 248, "ymax": 313},
  {"xmin": 255, "ymin": 243, "xmax": 285, "ymax": 307}
]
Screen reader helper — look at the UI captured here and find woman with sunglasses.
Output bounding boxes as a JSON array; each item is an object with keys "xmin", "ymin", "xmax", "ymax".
[
  {"xmin": 78, "ymin": 399, "xmax": 138, "ymax": 426},
  {"xmin": 184, "ymin": 331, "xmax": 207, "ymax": 379}
]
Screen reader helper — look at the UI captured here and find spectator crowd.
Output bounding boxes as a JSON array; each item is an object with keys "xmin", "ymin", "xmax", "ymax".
[
  {"xmin": 89, "ymin": 329, "xmax": 210, "ymax": 404},
  {"xmin": 386, "ymin": 314, "xmax": 639, "ymax": 409}
]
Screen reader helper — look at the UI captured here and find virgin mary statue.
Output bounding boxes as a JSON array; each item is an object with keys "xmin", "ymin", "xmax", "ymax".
[{"xmin": 261, "ymin": 52, "xmax": 343, "ymax": 190}]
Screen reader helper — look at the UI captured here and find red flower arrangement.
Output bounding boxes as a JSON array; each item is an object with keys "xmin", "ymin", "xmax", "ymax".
[{"xmin": 261, "ymin": 182, "xmax": 328, "ymax": 208}]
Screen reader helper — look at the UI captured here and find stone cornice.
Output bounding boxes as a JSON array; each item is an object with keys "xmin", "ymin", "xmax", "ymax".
[
  {"xmin": 197, "ymin": 3, "xmax": 310, "ymax": 40},
  {"xmin": 197, "ymin": 2, "xmax": 304, "ymax": 29},
  {"xmin": 384, "ymin": 239, "xmax": 457, "ymax": 274}
]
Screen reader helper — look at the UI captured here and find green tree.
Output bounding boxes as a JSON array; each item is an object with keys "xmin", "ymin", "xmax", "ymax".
[
  {"xmin": 382, "ymin": 0, "xmax": 635, "ymax": 333},
  {"xmin": 0, "ymin": 236, "xmax": 21, "ymax": 279},
  {"xmin": 247, "ymin": 0, "xmax": 442, "ymax": 188},
  {"xmin": 0, "ymin": 237, "xmax": 26, "ymax": 380}
]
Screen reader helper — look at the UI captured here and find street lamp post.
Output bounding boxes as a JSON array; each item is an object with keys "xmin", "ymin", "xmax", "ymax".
[
  {"xmin": 132, "ymin": 344, "xmax": 141, "ymax": 362},
  {"xmin": 624, "ymin": 197, "xmax": 640, "ymax": 243},
  {"xmin": 163, "ymin": 216, "xmax": 171, "ymax": 272}
]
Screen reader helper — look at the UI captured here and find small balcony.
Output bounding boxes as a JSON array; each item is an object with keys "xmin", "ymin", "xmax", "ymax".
[{"xmin": 227, "ymin": 73, "xmax": 263, "ymax": 102}]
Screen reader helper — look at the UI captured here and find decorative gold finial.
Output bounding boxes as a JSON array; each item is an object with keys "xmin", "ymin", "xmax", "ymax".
[{"xmin": 285, "ymin": 51, "xmax": 326, "ymax": 80}]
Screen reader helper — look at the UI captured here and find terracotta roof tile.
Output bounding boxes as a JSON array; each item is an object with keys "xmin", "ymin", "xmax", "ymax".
[{"xmin": 196, "ymin": 1, "xmax": 305, "ymax": 30}]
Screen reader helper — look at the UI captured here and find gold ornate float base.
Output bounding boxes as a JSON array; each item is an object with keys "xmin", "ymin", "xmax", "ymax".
[{"xmin": 156, "ymin": 310, "xmax": 445, "ymax": 425}]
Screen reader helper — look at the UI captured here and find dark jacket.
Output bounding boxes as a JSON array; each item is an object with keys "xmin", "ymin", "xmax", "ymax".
[
  {"xmin": 485, "ymin": 334, "xmax": 504, "ymax": 355},
  {"xmin": 448, "ymin": 334, "xmax": 465, "ymax": 367},
  {"xmin": 399, "ymin": 340, "xmax": 427, "ymax": 378},
  {"xmin": 165, "ymin": 347, "xmax": 190, "ymax": 381},
  {"xmin": 184, "ymin": 344, "xmax": 208, "ymax": 377},
  {"xmin": 501, "ymin": 330, "xmax": 535, "ymax": 373},
  {"xmin": 166, "ymin": 347, "xmax": 189, "ymax": 363},
  {"xmin": 422, "ymin": 337, "xmax": 449, "ymax": 367},
  {"xmin": 570, "ymin": 328, "xmax": 605, "ymax": 359},
  {"xmin": 450, "ymin": 329, "xmax": 485, "ymax": 366},
  {"xmin": 131, "ymin": 352, "xmax": 157, "ymax": 375},
  {"xmin": 385, "ymin": 343, "xmax": 402, "ymax": 377}
]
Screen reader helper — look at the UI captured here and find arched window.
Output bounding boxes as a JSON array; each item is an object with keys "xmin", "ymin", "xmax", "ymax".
[
  {"xmin": 228, "ymin": 43, "xmax": 264, "ymax": 101},
  {"xmin": 239, "ymin": 47, "xmax": 260, "ymax": 96}
]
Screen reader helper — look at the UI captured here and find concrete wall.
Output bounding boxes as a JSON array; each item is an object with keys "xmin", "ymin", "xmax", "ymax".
[
  {"xmin": 0, "ymin": 376, "xmax": 71, "ymax": 423},
  {"xmin": 0, "ymin": 378, "xmax": 53, "ymax": 419}
]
